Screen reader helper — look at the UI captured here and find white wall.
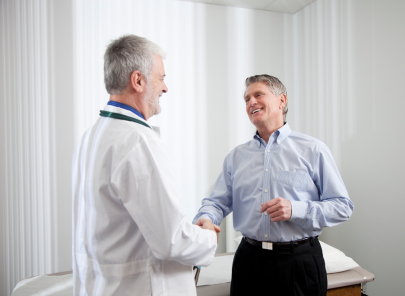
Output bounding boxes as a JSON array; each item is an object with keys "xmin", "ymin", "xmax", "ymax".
[{"xmin": 287, "ymin": 0, "xmax": 405, "ymax": 295}]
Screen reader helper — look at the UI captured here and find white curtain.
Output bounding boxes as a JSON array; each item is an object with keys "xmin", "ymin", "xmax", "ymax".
[
  {"xmin": 286, "ymin": 0, "xmax": 355, "ymax": 168},
  {"xmin": 0, "ymin": 1, "xmax": 58, "ymax": 295}
]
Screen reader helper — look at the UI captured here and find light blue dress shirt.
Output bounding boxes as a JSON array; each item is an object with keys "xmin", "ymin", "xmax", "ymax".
[{"xmin": 193, "ymin": 123, "xmax": 354, "ymax": 242}]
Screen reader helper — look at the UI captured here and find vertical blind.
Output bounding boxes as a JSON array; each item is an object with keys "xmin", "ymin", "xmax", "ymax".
[{"xmin": 0, "ymin": 1, "xmax": 58, "ymax": 295}]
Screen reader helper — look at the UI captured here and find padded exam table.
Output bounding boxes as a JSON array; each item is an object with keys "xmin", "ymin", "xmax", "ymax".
[{"xmin": 12, "ymin": 248, "xmax": 374, "ymax": 296}]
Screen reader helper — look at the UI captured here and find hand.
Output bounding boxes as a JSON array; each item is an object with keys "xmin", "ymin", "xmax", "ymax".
[
  {"xmin": 260, "ymin": 197, "xmax": 292, "ymax": 222},
  {"xmin": 195, "ymin": 218, "xmax": 221, "ymax": 233},
  {"xmin": 195, "ymin": 218, "xmax": 221, "ymax": 242}
]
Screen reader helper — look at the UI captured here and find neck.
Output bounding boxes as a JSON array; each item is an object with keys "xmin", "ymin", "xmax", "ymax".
[
  {"xmin": 256, "ymin": 120, "xmax": 284, "ymax": 144},
  {"xmin": 110, "ymin": 93, "xmax": 149, "ymax": 120}
]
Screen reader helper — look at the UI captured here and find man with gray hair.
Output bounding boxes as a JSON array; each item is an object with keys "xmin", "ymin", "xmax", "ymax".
[
  {"xmin": 72, "ymin": 35, "xmax": 218, "ymax": 296},
  {"xmin": 193, "ymin": 74, "xmax": 354, "ymax": 296}
]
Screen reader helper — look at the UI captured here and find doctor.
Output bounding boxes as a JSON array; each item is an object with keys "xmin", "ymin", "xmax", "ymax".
[{"xmin": 72, "ymin": 35, "xmax": 218, "ymax": 296}]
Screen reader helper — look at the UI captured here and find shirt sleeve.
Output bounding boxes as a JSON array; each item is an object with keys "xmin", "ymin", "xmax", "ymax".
[
  {"xmin": 289, "ymin": 144, "xmax": 354, "ymax": 231},
  {"xmin": 111, "ymin": 135, "xmax": 217, "ymax": 267},
  {"xmin": 192, "ymin": 156, "xmax": 233, "ymax": 226}
]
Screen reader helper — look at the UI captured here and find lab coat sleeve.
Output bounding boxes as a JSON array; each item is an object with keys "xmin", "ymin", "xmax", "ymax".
[
  {"xmin": 290, "ymin": 144, "xmax": 354, "ymax": 230},
  {"xmin": 192, "ymin": 156, "xmax": 233, "ymax": 226},
  {"xmin": 111, "ymin": 135, "xmax": 217, "ymax": 267}
]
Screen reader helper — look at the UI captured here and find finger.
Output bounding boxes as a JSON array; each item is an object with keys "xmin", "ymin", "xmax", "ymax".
[
  {"xmin": 267, "ymin": 203, "xmax": 283, "ymax": 215},
  {"xmin": 270, "ymin": 208, "xmax": 290, "ymax": 222},
  {"xmin": 260, "ymin": 198, "xmax": 281, "ymax": 212},
  {"xmin": 260, "ymin": 202, "xmax": 274, "ymax": 213},
  {"xmin": 271, "ymin": 212, "xmax": 286, "ymax": 222},
  {"xmin": 195, "ymin": 218, "xmax": 206, "ymax": 226},
  {"xmin": 213, "ymin": 225, "xmax": 221, "ymax": 233}
]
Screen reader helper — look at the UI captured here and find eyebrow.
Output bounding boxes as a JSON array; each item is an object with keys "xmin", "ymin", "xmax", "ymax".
[{"xmin": 245, "ymin": 91, "xmax": 265, "ymax": 100}]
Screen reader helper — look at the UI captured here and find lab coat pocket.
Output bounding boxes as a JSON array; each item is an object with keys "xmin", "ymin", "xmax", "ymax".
[{"xmin": 276, "ymin": 170, "xmax": 309, "ymax": 191}]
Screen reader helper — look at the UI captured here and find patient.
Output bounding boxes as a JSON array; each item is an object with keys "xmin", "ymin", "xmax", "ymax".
[{"xmin": 194, "ymin": 74, "xmax": 354, "ymax": 296}]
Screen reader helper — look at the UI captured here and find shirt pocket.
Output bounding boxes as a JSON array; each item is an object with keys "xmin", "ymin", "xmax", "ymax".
[{"xmin": 276, "ymin": 170, "xmax": 309, "ymax": 191}]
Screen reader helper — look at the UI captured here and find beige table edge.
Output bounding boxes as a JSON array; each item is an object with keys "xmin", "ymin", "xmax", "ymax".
[{"xmin": 43, "ymin": 252, "xmax": 375, "ymax": 290}]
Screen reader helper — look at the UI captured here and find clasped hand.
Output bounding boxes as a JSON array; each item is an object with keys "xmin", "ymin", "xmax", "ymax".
[
  {"xmin": 195, "ymin": 218, "xmax": 221, "ymax": 242},
  {"xmin": 260, "ymin": 197, "xmax": 292, "ymax": 222}
]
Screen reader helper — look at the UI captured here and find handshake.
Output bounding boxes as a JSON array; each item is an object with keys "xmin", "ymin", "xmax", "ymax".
[{"xmin": 195, "ymin": 218, "xmax": 221, "ymax": 242}]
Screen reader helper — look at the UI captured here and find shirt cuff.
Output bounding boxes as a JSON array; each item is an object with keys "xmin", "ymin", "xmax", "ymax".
[
  {"xmin": 290, "ymin": 200, "xmax": 308, "ymax": 221},
  {"xmin": 193, "ymin": 214, "xmax": 219, "ymax": 225}
]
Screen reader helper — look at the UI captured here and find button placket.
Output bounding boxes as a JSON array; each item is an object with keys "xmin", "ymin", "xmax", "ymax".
[{"xmin": 263, "ymin": 141, "xmax": 275, "ymax": 241}]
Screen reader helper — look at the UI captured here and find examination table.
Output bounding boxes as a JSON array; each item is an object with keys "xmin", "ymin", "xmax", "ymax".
[{"xmin": 12, "ymin": 242, "xmax": 374, "ymax": 296}]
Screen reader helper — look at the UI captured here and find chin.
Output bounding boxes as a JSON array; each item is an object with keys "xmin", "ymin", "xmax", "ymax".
[{"xmin": 154, "ymin": 106, "xmax": 161, "ymax": 115}]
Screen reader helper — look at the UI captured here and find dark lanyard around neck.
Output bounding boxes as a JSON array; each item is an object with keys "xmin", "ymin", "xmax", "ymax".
[{"xmin": 99, "ymin": 110, "xmax": 151, "ymax": 129}]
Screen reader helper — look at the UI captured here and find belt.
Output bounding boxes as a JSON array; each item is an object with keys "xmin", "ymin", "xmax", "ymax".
[{"xmin": 244, "ymin": 236, "xmax": 317, "ymax": 251}]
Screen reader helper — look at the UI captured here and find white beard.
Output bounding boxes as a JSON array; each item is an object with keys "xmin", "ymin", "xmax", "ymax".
[{"xmin": 145, "ymin": 83, "xmax": 161, "ymax": 116}]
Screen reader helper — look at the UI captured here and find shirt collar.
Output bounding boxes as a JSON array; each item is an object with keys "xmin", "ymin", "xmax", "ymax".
[
  {"xmin": 253, "ymin": 122, "xmax": 291, "ymax": 147},
  {"xmin": 277, "ymin": 122, "xmax": 291, "ymax": 144},
  {"xmin": 107, "ymin": 101, "xmax": 145, "ymax": 120}
]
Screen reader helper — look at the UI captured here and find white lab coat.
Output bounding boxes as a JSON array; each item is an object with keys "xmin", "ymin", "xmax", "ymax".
[{"xmin": 72, "ymin": 104, "xmax": 217, "ymax": 296}]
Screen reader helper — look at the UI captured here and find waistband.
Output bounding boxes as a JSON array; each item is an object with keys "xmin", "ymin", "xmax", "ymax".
[{"xmin": 244, "ymin": 236, "xmax": 318, "ymax": 251}]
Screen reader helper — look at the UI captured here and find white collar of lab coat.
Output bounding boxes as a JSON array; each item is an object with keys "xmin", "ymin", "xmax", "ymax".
[{"xmin": 103, "ymin": 104, "xmax": 161, "ymax": 137}]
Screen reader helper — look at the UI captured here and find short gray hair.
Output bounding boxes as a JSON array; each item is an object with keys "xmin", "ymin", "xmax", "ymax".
[
  {"xmin": 245, "ymin": 74, "xmax": 288, "ymax": 122},
  {"xmin": 104, "ymin": 35, "xmax": 166, "ymax": 95}
]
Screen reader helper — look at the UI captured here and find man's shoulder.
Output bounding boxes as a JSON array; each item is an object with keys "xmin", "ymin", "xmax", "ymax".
[
  {"xmin": 228, "ymin": 138, "xmax": 256, "ymax": 154},
  {"xmin": 83, "ymin": 117, "xmax": 161, "ymax": 153},
  {"xmin": 287, "ymin": 130, "xmax": 328, "ymax": 150}
]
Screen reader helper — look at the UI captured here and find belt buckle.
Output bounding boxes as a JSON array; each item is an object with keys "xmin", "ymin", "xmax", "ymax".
[{"xmin": 262, "ymin": 242, "xmax": 273, "ymax": 250}]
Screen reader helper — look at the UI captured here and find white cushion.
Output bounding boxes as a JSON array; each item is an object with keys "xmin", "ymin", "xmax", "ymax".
[
  {"xmin": 319, "ymin": 241, "xmax": 359, "ymax": 273},
  {"xmin": 234, "ymin": 236, "xmax": 359, "ymax": 273}
]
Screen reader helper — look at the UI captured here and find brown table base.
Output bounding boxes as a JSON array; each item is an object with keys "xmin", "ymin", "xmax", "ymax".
[{"xmin": 327, "ymin": 284, "xmax": 361, "ymax": 296}]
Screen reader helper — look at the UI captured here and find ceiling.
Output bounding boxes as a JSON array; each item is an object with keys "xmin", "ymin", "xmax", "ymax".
[{"xmin": 175, "ymin": 0, "xmax": 317, "ymax": 14}]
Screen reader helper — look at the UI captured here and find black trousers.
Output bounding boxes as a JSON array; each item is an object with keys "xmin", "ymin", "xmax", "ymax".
[{"xmin": 230, "ymin": 237, "xmax": 327, "ymax": 296}]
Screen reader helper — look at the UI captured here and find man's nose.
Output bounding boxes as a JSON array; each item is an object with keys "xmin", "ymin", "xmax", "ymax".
[
  {"xmin": 249, "ymin": 98, "xmax": 257, "ymax": 107},
  {"xmin": 162, "ymin": 82, "xmax": 168, "ymax": 93}
]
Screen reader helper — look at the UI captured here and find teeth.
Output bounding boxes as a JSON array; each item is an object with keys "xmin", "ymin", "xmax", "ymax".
[{"xmin": 252, "ymin": 109, "xmax": 261, "ymax": 114}]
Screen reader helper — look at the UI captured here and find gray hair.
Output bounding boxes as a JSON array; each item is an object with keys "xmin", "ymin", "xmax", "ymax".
[
  {"xmin": 244, "ymin": 74, "xmax": 289, "ymax": 122},
  {"xmin": 104, "ymin": 35, "xmax": 166, "ymax": 95}
]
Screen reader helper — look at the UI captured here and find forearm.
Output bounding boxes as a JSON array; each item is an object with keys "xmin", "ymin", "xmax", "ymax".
[
  {"xmin": 141, "ymin": 214, "xmax": 217, "ymax": 266},
  {"xmin": 290, "ymin": 197, "xmax": 354, "ymax": 230},
  {"xmin": 193, "ymin": 205, "xmax": 225, "ymax": 226}
]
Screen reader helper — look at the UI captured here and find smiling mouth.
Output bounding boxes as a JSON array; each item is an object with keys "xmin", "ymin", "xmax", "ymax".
[{"xmin": 251, "ymin": 108, "xmax": 262, "ymax": 114}]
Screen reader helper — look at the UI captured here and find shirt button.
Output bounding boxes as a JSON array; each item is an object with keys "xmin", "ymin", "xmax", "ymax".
[
  {"xmin": 264, "ymin": 212, "xmax": 268, "ymax": 215},
  {"xmin": 277, "ymin": 140, "xmax": 280, "ymax": 144},
  {"xmin": 265, "ymin": 169, "xmax": 269, "ymax": 172},
  {"xmin": 265, "ymin": 234, "xmax": 268, "ymax": 238},
  {"xmin": 265, "ymin": 189, "xmax": 268, "ymax": 193},
  {"xmin": 267, "ymin": 150, "xmax": 270, "ymax": 153}
]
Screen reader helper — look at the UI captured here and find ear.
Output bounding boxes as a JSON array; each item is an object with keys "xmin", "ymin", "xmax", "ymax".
[
  {"xmin": 279, "ymin": 94, "xmax": 287, "ymax": 109},
  {"xmin": 130, "ymin": 71, "xmax": 146, "ymax": 93}
]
